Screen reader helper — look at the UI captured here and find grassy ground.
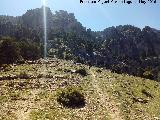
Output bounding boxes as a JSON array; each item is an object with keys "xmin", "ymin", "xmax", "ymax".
[{"xmin": 0, "ymin": 58, "xmax": 160, "ymax": 120}]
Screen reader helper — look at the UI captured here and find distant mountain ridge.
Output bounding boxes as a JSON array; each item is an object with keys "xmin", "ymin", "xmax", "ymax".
[{"xmin": 0, "ymin": 7, "xmax": 160, "ymax": 81}]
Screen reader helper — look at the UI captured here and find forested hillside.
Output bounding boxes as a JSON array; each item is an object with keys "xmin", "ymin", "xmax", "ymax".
[{"xmin": 0, "ymin": 7, "xmax": 160, "ymax": 81}]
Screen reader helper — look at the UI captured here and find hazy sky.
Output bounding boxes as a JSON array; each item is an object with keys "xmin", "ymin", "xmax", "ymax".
[{"xmin": 0, "ymin": 0, "xmax": 160, "ymax": 31}]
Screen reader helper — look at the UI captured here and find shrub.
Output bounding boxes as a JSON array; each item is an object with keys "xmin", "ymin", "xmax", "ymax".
[
  {"xmin": 45, "ymin": 74, "xmax": 53, "ymax": 78},
  {"xmin": 0, "ymin": 39, "xmax": 21, "ymax": 64},
  {"xmin": 10, "ymin": 91, "xmax": 20, "ymax": 100},
  {"xmin": 96, "ymin": 69, "xmax": 102, "ymax": 73},
  {"xmin": 141, "ymin": 89, "xmax": 153, "ymax": 98},
  {"xmin": 75, "ymin": 68, "xmax": 88, "ymax": 76},
  {"xmin": 19, "ymin": 40, "xmax": 41, "ymax": 60},
  {"xmin": 37, "ymin": 74, "xmax": 43, "ymax": 78},
  {"xmin": 143, "ymin": 70, "xmax": 154, "ymax": 80},
  {"xmin": 56, "ymin": 86, "xmax": 85, "ymax": 108},
  {"xmin": 0, "ymin": 64, "xmax": 12, "ymax": 71},
  {"xmin": 19, "ymin": 72, "xmax": 30, "ymax": 79}
]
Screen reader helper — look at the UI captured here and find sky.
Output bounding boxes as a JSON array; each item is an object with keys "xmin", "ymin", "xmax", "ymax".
[{"xmin": 0, "ymin": 0, "xmax": 160, "ymax": 31}]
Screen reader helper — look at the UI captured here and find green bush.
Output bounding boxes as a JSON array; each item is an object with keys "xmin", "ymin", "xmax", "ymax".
[
  {"xmin": 56, "ymin": 86, "xmax": 85, "ymax": 108},
  {"xmin": 96, "ymin": 69, "xmax": 102, "ymax": 73},
  {"xmin": 75, "ymin": 68, "xmax": 88, "ymax": 76},
  {"xmin": 10, "ymin": 91, "xmax": 21, "ymax": 100},
  {"xmin": 0, "ymin": 64, "xmax": 12, "ymax": 71},
  {"xmin": 19, "ymin": 40, "xmax": 41, "ymax": 60},
  {"xmin": 0, "ymin": 37, "xmax": 42, "ymax": 64},
  {"xmin": 143, "ymin": 70, "xmax": 154, "ymax": 80},
  {"xmin": 0, "ymin": 39, "xmax": 21, "ymax": 64},
  {"xmin": 37, "ymin": 74, "xmax": 43, "ymax": 78},
  {"xmin": 19, "ymin": 72, "xmax": 30, "ymax": 79}
]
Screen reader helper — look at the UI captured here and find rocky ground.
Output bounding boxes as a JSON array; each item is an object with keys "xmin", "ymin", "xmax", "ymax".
[{"xmin": 0, "ymin": 58, "xmax": 160, "ymax": 120}]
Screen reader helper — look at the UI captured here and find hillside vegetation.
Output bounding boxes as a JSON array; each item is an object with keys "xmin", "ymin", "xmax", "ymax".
[
  {"xmin": 0, "ymin": 58, "xmax": 160, "ymax": 120},
  {"xmin": 1, "ymin": 7, "xmax": 160, "ymax": 81}
]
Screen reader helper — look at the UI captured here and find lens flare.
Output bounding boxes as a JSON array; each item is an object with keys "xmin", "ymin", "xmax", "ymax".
[{"xmin": 43, "ymin": 0, "xmax": 47, "ymax": 59}]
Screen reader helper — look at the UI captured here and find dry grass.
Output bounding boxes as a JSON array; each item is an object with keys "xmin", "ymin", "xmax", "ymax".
[{"xmin": 0, "ymin": 58, "xmax": 160, "ymax": 120}]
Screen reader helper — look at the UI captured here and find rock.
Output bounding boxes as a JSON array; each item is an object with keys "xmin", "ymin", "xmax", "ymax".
[
  {"xmin": 154, "ymin": 117, "xmax": 160, "ymax": 120},
  {"xmin": 133, "ymin": 97, "xmax": 149, "ymax": 104},
  {"xmin": 71, "ymin": 69, "xmax": 76, "ymax": 73}
]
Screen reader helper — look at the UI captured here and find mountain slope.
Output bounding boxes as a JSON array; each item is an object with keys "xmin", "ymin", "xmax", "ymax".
[
  {"xmin": 0, "ymin": 58, "xmax": 160, "ymax": 120},
  {"xmin": 0, "ymin": 7, "xmax": 160, "ymax": 81}
]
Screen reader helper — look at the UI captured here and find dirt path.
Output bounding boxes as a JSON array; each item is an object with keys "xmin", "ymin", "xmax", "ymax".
[{"xmin": 90, "ymin": 69, "xmax": 123, "ymax": 120}]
